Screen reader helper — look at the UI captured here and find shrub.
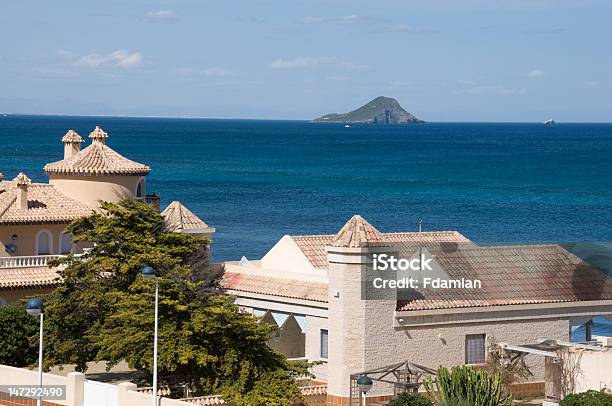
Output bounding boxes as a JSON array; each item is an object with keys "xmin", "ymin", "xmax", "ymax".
[
  {"xmin": 560, "ymin": 390, "xmax": 612, "ymax": 406},
  {"xmin": 424, "ymin": 366, "xmax": 512, "ymax": 406},
  {"xmin": 0, "ymin": 303, "xmax": 39, "ymax": 367},
  {"xmin": 388, "ymin": 392, "xmax": 433, "ymax": 406}
]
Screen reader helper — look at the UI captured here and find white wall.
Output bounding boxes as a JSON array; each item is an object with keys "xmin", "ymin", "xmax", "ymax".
[{"xmin": 575, "ymin": 349, "xmax": 612, "ymax": 392}]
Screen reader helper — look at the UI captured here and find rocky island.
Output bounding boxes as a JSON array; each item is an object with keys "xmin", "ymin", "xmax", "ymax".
[{"xmin": 313, "ymin": 96, "xmax": 424, "ymax": 124}]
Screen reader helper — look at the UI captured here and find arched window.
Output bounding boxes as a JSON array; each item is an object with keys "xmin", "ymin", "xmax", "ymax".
[
  {"xmin": 60, "ymin": 232, "xmax": 73, "ymax": 254},
  {"xmin": 36, "ymin": 230, "xmax": 53, "ymax": 255},
  {"xmin": 135, "ymin": 179, "xmax": 144, "ymax": 198},
  {"xmin": 0, "ymin": 297, "xmax": 7, "ymax": 308}
]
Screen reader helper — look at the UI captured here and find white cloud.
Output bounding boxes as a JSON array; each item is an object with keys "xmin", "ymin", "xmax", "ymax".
[
  {"xmin": 269, "ymin": 57, "xmax": 335, "ymax": 69},
  {"xmin": 176, "ymin": 67, "xmax": 235, "ymax": 77},
  {"xmin": 528, "ymin": 69, "xmax": 546, "ymax": 78},
  {"xmin": 74, "ymin": 50, "xmax": 143, "ymax": 69},
  {"xmin": 146, "ymin": 9, "xmax": 178, "ymax": 22},
  {"xmin": 301, "ymin": 15, "xmax": 361, "ymax": 25},
  {"xmin": 269, "ymin": 57, "xmax": 365, "ymax": 70}
]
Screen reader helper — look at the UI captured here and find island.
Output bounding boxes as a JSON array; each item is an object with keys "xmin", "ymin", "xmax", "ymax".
[{"xmin": 313, "ymin": 96, "xmax": 424, "ymax": 124}]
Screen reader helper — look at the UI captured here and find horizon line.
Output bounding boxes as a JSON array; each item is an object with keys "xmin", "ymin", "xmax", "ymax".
[{"xmin": 2, "ymin": 113, "xmax": 612, "ymax": 124}]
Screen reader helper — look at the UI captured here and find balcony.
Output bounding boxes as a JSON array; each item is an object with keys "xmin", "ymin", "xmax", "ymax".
[{"xmin": 0, "ymin": 254, "xmax": 67, "ymax": 269}]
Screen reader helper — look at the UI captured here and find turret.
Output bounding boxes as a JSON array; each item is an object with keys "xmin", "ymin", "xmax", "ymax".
[
  {"xmin": 89, "ymin": 126, "xmax": 108, "ymax": 146},
  {"xmin": 13, "ymin": 172, "xmax": 32, "ymax": 210},
  {"xmin": 325, "ymin": 215, "xmax": 399, "ymax": 403},
  {"xmin": 62, "ymin": 130, "xmax": 84, "ymax": 159}
]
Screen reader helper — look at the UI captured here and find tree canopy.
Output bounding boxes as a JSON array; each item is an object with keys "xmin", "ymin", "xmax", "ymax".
[
  {"xmin": 43, "ymin": 200, "xmax": 306, "ymax": 404},
  {"xmin": 0, "ymin": 303, "xmax": 39, "ymax": 366}
]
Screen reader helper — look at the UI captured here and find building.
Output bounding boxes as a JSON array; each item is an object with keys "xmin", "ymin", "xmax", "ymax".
[
  {"xmin": 0, "ymin": 127, "xmax": 213, "ymax": 306},
  {"xmin": 222, "ymin": 215, "xmax": 612, "ymax": 405}
]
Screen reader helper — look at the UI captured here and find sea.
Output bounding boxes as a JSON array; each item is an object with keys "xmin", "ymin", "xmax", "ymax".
[{"xmin": 1, "ymin": 115, "xmax": 612, "ymax": 263}]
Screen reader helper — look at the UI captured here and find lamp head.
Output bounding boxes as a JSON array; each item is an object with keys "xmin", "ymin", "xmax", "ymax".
[
  {"xmin": 141, "ymin": 265, "xmax": 157, "ymax": 280},
  {"xmin": 25, "ymin": 298, "xmax": 44, "ymax": 316},
  {"xmin": 357, "ymin": 375, "xmax": 373, "ymax": 393}
]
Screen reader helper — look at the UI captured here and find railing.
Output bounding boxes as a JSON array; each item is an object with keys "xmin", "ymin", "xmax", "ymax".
[
  {"xmin": 181, "ymin": 396, "xmax": 225, "ymax": 405},
  {"xmin": 175, "ymin": 384, "xmax": 327, "ymax": 405},
  {"xmin": 299, "ymin": 384, "xmax": 328, "ymax": 396},
  {"xmin": 0, "ymin": 254, "xmax": 66, "ymax": 269}
]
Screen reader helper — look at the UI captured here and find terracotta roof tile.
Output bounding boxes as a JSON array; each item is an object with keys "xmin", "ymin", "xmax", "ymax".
[
  {"xmin": 44, "ymin": 127, "xmax": 150, "ymax": 176},
  {"xmin": 222, "ymin": 271, "xmax": 327, "ymax": 302},
  {"xmin": 0, "ymin": 266, "xmax": 61, "ymax": 288},
  {"xmin": 161, "ymin": 201, "xmax": 212, "ymax": 233},
  {"xmin": 293, "ymin": 231, "xmax": 472, "ymax": 269},
  {"xmin": 331, "ymin": 215, "xmax": 388, "ymax": 248},
  {"xmin": 62, "ymin": 130, "xmax": 84, "ymax": 143},
  {"xmin": 397, "ymin": 244, "xmax": 612, "ymax": 311},
  {"xmin": 0, "ymin": 181, "xmax": 92, "ymax": 224}
]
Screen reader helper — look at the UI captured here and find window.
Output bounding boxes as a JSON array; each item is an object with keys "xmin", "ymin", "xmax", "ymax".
[
  {"xmin": 136, "ymin": 181, "xmax": 143, "ymax": 198},
  {"xmin": 465, "ymin": 334, "xmax": 486, "ymax": 364},
  {"xmin": 60, "ymin": 232, "xmax": 73, "ymax": 254},
  {"xmin": 320, "ymin": 329, "xmax": 329, "ymax": 359},
  {"xmin": 36, "ymin": 230, "xmax": 52, "ymax": 255}
]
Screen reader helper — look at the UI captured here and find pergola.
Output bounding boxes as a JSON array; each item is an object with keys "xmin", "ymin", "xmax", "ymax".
[{"xmin": 349, "ymin": 361, "xmax": 436, "ymax": 405}]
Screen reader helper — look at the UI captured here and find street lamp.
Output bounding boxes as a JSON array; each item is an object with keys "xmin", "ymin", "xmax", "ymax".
[
  {"xmin": 26, "ymin": 298, "xmax": 44, "ymax": 406},
  {"xmin": 141, "ymin": 265, "xmax": 159, "ymax": 406},
  {"xmin": 357, "ymin": 375, "xmax": 373, "ymax": 406}
]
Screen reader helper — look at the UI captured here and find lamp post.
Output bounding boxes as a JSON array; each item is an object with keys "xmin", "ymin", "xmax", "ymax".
[
  {"xmin": 26, "ymin": 298, "xmax": 44, "ymax": 406},
  {"xmin": 141, "ymin": 265, "xmax": 159, "ymax": 406},
  {"xmin": 357, "ymin": 375, "xmax": 373, "ymax": 406}
]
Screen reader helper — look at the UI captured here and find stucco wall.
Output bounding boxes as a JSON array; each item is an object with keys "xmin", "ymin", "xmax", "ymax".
[
  {"xmin": 575, "ymin": 349, "xmax": 612, "ymax": 392},
  {"xmin": 0, "ymin": 223, "xmax": 73, "ymax": 257},
  {"xmin": 0, "ymin": 287, "xmax": 54, "ymax": 306},
  {"xmin": 305, "ymin": 314, "xmax": 329, "ymax": 382},
  {"xmin": 49, "ymin": 174, "xmax": 144, "ymax": 209}
]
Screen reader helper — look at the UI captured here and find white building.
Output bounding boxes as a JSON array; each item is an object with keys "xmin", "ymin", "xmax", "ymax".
[{"xmin": 222, "ymin": 215, "xmax": 612, "ymax": 405}]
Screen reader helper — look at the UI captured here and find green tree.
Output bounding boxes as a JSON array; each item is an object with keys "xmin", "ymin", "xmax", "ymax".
[
  {"xmin": 0, "ymin": 303, "xmax": 39, "ymax": 366},
  {"xmin": 43, "ymin": 200, "xmax": 305, "ymax": 404}
]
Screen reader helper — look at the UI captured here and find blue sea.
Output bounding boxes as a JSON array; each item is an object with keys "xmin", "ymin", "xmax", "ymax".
[{"xmin": 1, "ymin": 115, "xmax": 612, "ymax": 262}]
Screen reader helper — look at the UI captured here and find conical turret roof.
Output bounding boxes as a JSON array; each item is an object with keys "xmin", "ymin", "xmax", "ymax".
[
  {"xmin": 44, "ymin": 127, "xmax": 150, "ymax": 176},
  {"xmin": 330, "ymin": 215, "xmax": 388, "ymax": 248}
]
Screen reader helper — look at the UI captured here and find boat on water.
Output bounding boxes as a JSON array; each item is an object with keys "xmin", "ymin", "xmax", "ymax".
[
  {"xmin": 344, "ymin": 124, "xmax": 350, "ymax": 128},
  {"xmin": 543, "ymin": 119, "xmax": 556, "ymax": 125}
]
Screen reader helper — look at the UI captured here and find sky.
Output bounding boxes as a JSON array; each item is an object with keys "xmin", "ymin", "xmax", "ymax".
[{"xmin": 1, "ymin": 0, "xmax": 611, "ymax": 121}]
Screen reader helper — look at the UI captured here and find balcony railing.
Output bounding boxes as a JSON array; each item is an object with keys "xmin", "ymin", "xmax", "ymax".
[{"xmin": 0, "ymin": 254, "xmax": 66, "ymax": 269}]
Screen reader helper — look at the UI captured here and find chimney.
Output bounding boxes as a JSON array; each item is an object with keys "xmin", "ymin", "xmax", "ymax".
[
  {"xmin": 13, "ymin": 172, "xmax": 32, "ymax": 210},
  {"xmin": 62, "ymin": 130, "xmax": 84, "ymax": 159},
  {"xmin": 89, "ymin": 126, "xmax": 108, "ymax": 146}
]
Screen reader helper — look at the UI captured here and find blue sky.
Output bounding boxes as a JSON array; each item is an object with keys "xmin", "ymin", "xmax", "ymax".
[{"xmin": 1, "ymin": 0, "xmax": 611, "ymax": 121}]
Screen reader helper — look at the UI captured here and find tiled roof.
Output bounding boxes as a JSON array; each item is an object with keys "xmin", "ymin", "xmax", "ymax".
[
  {"xmin": 222, "ymin": 271, "xmax": 328, "ymax": 302},
  {"xmin": 44, "ymin": 127, "xmax": 150, "ymax": 176},
  {"xmin": 293, "ymin": 231, "xmax": 471, "ymax": 269},
  {"xmin": 0, "ymin": 266, "xmax": 61, "ymax": 288},
  {"xmin": 331, "ymin": 215, "xmax": 388, "ymax": 248},
  {"xmin": 161, "ymin": 201, "xmax": 212, "ymax": 233},
  {"xmin": 62, "ymin": 130, "xmax": 84, "ymax": 143},
  {"xmin": 0, "ymin": 181, "xmax": 92, "ymax": 224},
  {"xmin": 89, "ymin": 126, "xmax": 108, "ymax": 141},
  {"xmin": 397, "ymin": 244, "xmax": 612, "ymax": 311},
  {"xmin": 13, "ymin": 172, "xmax": 32, "ymax": 186}
]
